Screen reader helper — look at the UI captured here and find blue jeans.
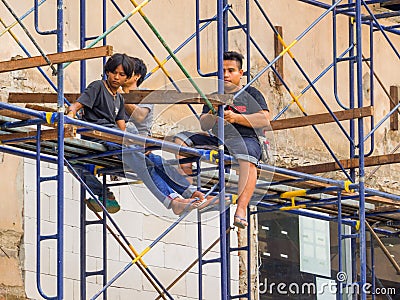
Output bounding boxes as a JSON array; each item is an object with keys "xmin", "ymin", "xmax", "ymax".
[
  {"xmin": 123, "ymin": 149, "xmax": 196, "ymax": 208},
  {"xmin": 78, "ymin": 134, "xmax": 195, "ymax": 208}
]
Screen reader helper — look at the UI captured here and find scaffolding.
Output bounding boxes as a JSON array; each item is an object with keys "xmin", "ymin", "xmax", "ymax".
[{"xmin": 0, "ymin": 0, "xmax": 400, "ymax": 299}]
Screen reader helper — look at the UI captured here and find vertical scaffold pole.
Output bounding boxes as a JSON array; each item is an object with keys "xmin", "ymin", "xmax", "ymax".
[
  {"xmin": 245, "ymin": 0, "xmax": 250, "ymax": 83},
  {"xmin": 80, "ymin": 0, "xmax": 86, "ymax": 91},
  {"xmin": 56, "ymin": 0, "xmax": 65, "ymax": 298},
  {"xmin": 348, "ymin": 0, "xmax": 356, "ymax": 182},
  {"xmin": 355, "ymin": 1, "xmax": 367, "ymax": 299},
  {"xmin": 217, "ymin": 0, "xmax": 228, "ymax": 298}
]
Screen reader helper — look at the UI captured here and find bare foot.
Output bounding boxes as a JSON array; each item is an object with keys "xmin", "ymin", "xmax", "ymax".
[
  {"xmin": 170, "ymin": 197, "xmax": 203, "ymax": 215},
  {"xmin": 197, "ymin": 195, "xmax": 219, "ymax": 210}
]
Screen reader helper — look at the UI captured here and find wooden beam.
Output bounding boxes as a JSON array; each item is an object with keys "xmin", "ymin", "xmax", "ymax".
[
  {"xmin": 274, "ymin": 26, "xmax": 284, "ymax": 86},
  {"xmin": 8, "ymin": 93, "xmax": 80, "ymax": 103},
  {"xmin": 0, "ymin": 126, "xmax": 76, "ymax": 144},
  {"xmin": 8, "ymin": 90, "xmax": 232, "ymax": 105},
  {"xmin": 291, "ymin": 153, "xmax": 400, "ymax": 174},
  {"xmin": 390, "ymin": 86, "xmax": 399, "ymax": 131},
  {"xmin": 270, "ymin": 106, "xmax": 374, "ymax": 130},
  {"xmin": 0, "ymin": 109, "xmax": 33, "ymax": 121},
  {"xmin": 0, "ymin": 45, "xmax": 113, "ymax": 73},
  {"xmin": 123, "ymin": 90, "xmax": 232, "ymax": 105},
  {"xmin": 25, "ymin": 104, "xmax": 57, "ymax": 112}
]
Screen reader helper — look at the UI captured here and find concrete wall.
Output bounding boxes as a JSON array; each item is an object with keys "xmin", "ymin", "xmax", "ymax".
[{"xmin": 22, "ymin": 158, "xmax": 240, "ymax": 299}]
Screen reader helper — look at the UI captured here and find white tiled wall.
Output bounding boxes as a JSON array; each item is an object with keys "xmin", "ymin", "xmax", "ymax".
[{"xmin": 23, "ymin": 158, "xmax": 239, "ymax": 299}]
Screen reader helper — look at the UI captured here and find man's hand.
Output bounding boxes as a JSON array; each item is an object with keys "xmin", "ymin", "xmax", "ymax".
[{"xmin": 223, "ymin": 110, "xmax": 237, "ymax": 124}]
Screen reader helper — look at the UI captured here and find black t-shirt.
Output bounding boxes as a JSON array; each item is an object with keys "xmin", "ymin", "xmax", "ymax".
[
  {"xmin": 77, "ymin": 80, "xmax": 126, "ymax": 128},
  {"xmin": 202, "ymin": 86, "xmax": 269, "ymax": 139}
]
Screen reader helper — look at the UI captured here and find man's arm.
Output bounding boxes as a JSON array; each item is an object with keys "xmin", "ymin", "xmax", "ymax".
[
  {"xmin": 223, "ymin": 109, "xmax": 270, "ymax": 128},
  {"xmin": 116, "ymin": 119, "xmax": 126, "ymax": 131},
  {"xmin": 125, "ymin": 104, "xmax": 150, "ymax": 123},
  {"xmin": 66, "ymin": 102, "xmax": 84, "ymax": 118}
]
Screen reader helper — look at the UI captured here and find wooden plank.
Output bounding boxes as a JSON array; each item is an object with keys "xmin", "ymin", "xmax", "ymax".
[
  {"xmin": 270, "ymin": 106, "xmax": 374, "ymax": 130},
  {"xmin": 0, "ymin": 125, "xmax": 76, "ymax": 144},
  {"xmin": 0, "ymin": 45, "xmax": 113, "ymax": 73},
  {"xmin": 8, "ymin": 93, "xmax": 80, "ymax": 104},
  {"xmin": 8, "ymin": 90, "xmax": 232, "ymax": 105},
  {"xmin": 390, "ymin": 86, "xmax": 399, "ymax": 131},
  {"xmin": 291, "ymin": 153, "xmax": 400, "ymax": 174},
  {"xmin": 25, "ymin": 104, "xmax": 57, "ymax": 112},
  {"xmin": 0, "ymin": 109, "xmax": 33, "ymax": 121},
  {"xmin": 274, "ymin": 26, "xmax": 284, "ymax": 86},
  {"xmin": 121, "ymin": 90, "xmax": 232, "ymax": 105}
]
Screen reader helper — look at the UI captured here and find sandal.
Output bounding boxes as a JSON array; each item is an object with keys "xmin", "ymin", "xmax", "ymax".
[{"xmin": 233, "ymin": 215, "xmax": 248, "ymax": 229}]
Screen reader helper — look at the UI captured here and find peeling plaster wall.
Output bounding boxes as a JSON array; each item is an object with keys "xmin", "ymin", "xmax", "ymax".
[
  {"xmin": 0, "ymin": 154, "xmax": 26, "ymax": 300},
  {"xmin": 0, "ymin": 1, "xmax": 400, "ymax": 299}
]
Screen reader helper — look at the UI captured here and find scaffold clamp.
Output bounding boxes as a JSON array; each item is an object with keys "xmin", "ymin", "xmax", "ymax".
[
  {"xmin": 344, "ymin": 180, "xmax": 355, "ymax": 193},
  {"xmin": 280, "ymin": 197, "xmax": 306, "ymax": 211}
]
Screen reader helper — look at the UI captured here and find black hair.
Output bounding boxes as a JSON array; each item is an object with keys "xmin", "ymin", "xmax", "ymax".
[
  {"xmin": 130, "ymin": 56, "xmax": 147, "ymax": 87},
  {"xmin": 223, "ymin": 51, "xmax": 244, "ymax": 69},
  {"xmin": 104, "ymin": 53, "xmax": 134, "ymax": 78}
]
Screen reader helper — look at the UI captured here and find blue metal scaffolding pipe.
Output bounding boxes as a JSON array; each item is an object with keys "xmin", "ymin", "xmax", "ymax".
[
  {"xmin": 0, "ymin": 102, "xmax": 47, "ymax": 120},
  {"xmin": 109, "ymin": 0, "xmax": 202, "ymax": 121},
  {"xmin": 363, "ymin": 96, "xmax": 400, "ymax": 143},
  {"xmin": 227, "ymin": 6, "xmax": 291, "ymax": 98},
  {"xmin": 0, "ymin": 145, "xmax": 57, "ymax": 163},
  {"xmin": 0, "ymin": 0, "xmax": 46, "ymax": 38},
  {"xmin": 65, "ymin": 158, "xmax": 174, "ymax": 300},
  {"xmin": 355, "ymin": 1, "xmax": 367, "ymax": 298},
  {"xmin": 90, "ymin": 204, "xmax": 197, "ymax": 300},
  {"xmin": 34, "ymin": 0, "xmax": 57, "ymax": 35},
  {"xmin": 364, "ymin": 21, "xmax": 375, "ymax": 157},
  {"xmin": 363, "ymin": 1, "xmax": 400, "ymax": 59},
  {"xmin": 274, "ymin": 46, "xmax": 353, "ymax": 120},
  {"xmin": 216, "ymin": 0, "xmax": 229, "ymax": 298},
  {"xmin": 35, "ymin": 126, "xmax": 51, "ymax": 300},
  {"xmin": 234, "ymin": 1, "xmax": 356, "ymax": 182},
  {"xmin": 1, "ymin": 118, "xmax": 46, "ymax": 130},
  {"xmin": 195, "ymin": 2, "xmax": 230, "ymax": 77},
  {"xmin": 254, "ymin": 0, "xmax": 355, "ymax": 146},
  {"xmin": 0, "ymin": 104, "xmax": 397, "ymax": 204}
]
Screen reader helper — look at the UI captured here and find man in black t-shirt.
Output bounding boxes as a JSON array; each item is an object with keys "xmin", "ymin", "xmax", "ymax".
[
  {"xmin": 67, "ymin": 53, "xmax": 134, "ymax": 213},
  {"xmin": 175, "ymin": 51, "xmax": 271, "ymax": 228},
  {"xmin": 67, "ymin": 54, "xmax": 212, "ymax": 215}
]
